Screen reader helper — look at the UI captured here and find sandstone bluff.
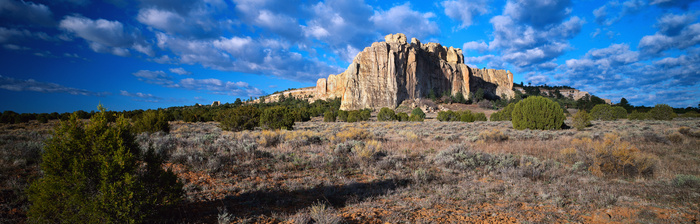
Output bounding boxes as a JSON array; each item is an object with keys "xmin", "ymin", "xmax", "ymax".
[{"xmin": 268, "ymin": 33, "xmax": 515, "ymax": 110}]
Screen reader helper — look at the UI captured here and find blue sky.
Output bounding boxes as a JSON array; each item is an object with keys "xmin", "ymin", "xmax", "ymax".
[{"xmin": 0, "ymin": 0, "xmax": 698, "ymax": 113}]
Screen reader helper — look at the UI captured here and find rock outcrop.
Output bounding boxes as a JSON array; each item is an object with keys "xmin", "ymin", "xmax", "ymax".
[{"xmin": 316, "ymin": 33, "xmax": 514, "ymax": 110}]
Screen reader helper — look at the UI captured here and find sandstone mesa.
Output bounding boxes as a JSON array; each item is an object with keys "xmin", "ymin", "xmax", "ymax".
[{"xmin": 264, "ymin": 33, "xmax": 516, "ymax": 110}]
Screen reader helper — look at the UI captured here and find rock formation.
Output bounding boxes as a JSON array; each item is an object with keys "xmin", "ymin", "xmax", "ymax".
[{"xmin": 315, "ymin": 33, "xmax": 514, "ymax": 110}]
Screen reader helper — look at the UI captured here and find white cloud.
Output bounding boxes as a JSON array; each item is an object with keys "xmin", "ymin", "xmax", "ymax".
[
  {"xmin": 132, "ymin": 70, "xmax": 175, "ymax": 86},
  {"xmin": 0, "ymin": 75, "xmax": 107, "ymax": 96},
  {"xmin": 594, "ymin": 0, "xmax": 648, "ymax": 26},
  {"xmin": 639, "ymin": 23, "xmax": 700, "ymax": 55},
  {"xmin": 650, "ymin": 0, "xmax": 698, "ymax": 9},
  {"xmin": 462, "ymin": 41, "xmax": 488, "ymax": 52},
  {"xmin": 370, "ymin": 3, "xmax": 440, "ymax": 40},
  {"xmin": 169, "ymin": 67, "xmax": 191, "ymax": 75},
  {"xmin": 441, "ymin": 0, "xmax": 490, "ymax": 29},
  {"xmin": 59, "ymin": 15, "xmax": 152, "ymax": 57},
  {"xmin": 120, "ymin": 90, "xmax": 161, "ymax": 99},
  {"xmin": 504, "ymin": 0, "xmax": 572, "ymax": 28}
]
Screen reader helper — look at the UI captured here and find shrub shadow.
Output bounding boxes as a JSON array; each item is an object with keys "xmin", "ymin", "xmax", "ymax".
[{"xmin": 153, "ymin": 178, "xmax": 409, "ymax": 223}]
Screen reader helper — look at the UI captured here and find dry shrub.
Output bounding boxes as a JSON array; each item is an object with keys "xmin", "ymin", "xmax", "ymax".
[
  {"xmin": 257, "ymin": 130, "xmax": 284, "ymax": 147},
  {"xmin": 667, "ymin": 132, "xmax": 684, "ymax": 144},
  {"xmin": 351, "ymin": 140, "xmax": 382, "ymax": 160},
  {"xmin": 332, "ymin": 128, "xmax": 370, "ymax": 142},
  {"xmin": 478, "ymin": 129, "xmax": 508, "ymax": 142},
  {"xmin": 399, "ymin": 130, "xmax": 420, "ymax": 141},
  {"xmin": 308, "ymin": 202, "xmax": 342, "ymax": 224},
  {"xmin": 561, "ymin": 133, "xmax": 658, "ymax": 177},
  {"xmin": 678, "ymin": 126, "xmax": 700, "ymax": 138}
]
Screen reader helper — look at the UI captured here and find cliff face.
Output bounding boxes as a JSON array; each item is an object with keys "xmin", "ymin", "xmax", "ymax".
[{"xmin": 315, "ymin": 33, "xmax": 514, "ymax": 111}]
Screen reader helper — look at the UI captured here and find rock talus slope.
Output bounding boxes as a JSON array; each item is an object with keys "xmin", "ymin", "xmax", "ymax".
[{"xmin": 315, "ymin": 33, "xmax": 514, "ymax": 110}]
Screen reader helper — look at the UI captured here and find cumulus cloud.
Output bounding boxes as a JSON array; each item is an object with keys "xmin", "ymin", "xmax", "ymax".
[
  {"xmin": 487, "ymin": 13, "xmax": 583, "ymax": 69},
  {"xmin": 462, "ymin": 41, "xmax": 488, "ymax": 52},
  {"xmin": 132, "ymin": 70, "xmax": 265, "ymax": 97},
  {"xmin": 132, "ymin": 70, "xmax": 176, "ymax": 86},
  {"xmin": 504, "ymin": 0, "xmax": 572, "ymax": 28},
  {"xmin": 370, "ymin": 3, "xmax": 440, "ymax": 40},
  {"xmin": 656, "ymin": 13, "xmax": 697, "ymax": 36},
  {"xmin": 560, "ymin": 43, "xmax": 700, "ymax": 107},
  {"xmin": 302, "ymin": 0, "xmax": 377, "ymax": 62},
  {"xmin": 0, "ymin": 75, "xmax": 107, "ymax": 96},
  {"xmin": 59, "ymin": 15, "xmax": 154, "ymax": 57},
  {"xmin": 0, "ymin": 0, "xmax": 55, "ymax": 26},
  {"xmin": 594, "ymin": 0, "xmax": 647, "ymax": 26},
  {"xmin": 233, "ymin": 0, "xmax": 304, "ymax": 41},
  {"xmin": 155, "ymin": 32, "xmax": 342, "ymax": 82},
  {"xmin": 169, "ymin": 67, "xmax": 191, "ymax": 75},
  {"xmin": 639, "ymin": 19, "xmax": 700, "ymax": 55},
  {"xmin": 441, "ymin": 0, "xmax": 490, "ymax": 29},
  {"xmin": 136, "ymin": 0, "xmax": 230, "ymax": 38}
]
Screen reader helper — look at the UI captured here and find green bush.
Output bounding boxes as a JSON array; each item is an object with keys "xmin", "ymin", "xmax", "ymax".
[
  {"xmin": 629, "ymin": 110, "xmax": 650, "ymax": 120},
  {"xmin": 411, "ymin": 108, "xmax": 426, "ymax": 119},
  {"xmin": 218, "ymin": 106, "xmax": 261, "ymax": 131},
  {"xmin": 474, "ymin": 112, "xmax": 487, "ymax": 121},
  {"xmin": 378, "ymin": 107, "xmax": 397, "ymax": 121},
  {"xmin": 338, "ymin": 110, "xmax": 349, "ymax": 122},
  {"xmin": 323, "ymin": 111, "xmax": 337, "ymax": 122},
  {"xmin": 672, "ymin": 174, "xmax": 700, "ymax": 187},
  {"xmin": 572, "ymin": 110, "xmax": 592, "ymax": 131},
  {"xmin": 291, "ymin": 108, "xmax": 311, "ymax": 122},
  {"xmin": 649, "ymin": 104, "xmax": 677, "ymax": 120},
  {"xmin": 133, "ymin": 110, "xmax": 170, "ymax": 133},
  {"xmin": 347, "ymin": 111, "xmax": 359, "ymax": 122},
  {"xmin": 437, "ymin": 110, "xmax": 460, "ymax": 121},
  {"xmin": 511, "ymin": 96, "xmax": 565, "ymax": 130},
  {"xmin": 490, "ymin": 102, "xmax": 515, "ymax": 121},
  {"xmin": 359, "ymin": 109, "xmax": 371, "ymax": 121},
  {"xmin": 680, "ymin": 111, "xmax": 700, "ymax": 118},
  {"xmin": 408, "ymin": 114, "xmax": 424, "ymax": 122},
  {"xmin": 612, "ymin": 106, "xmax": 628, "ymax": 119},
  {"xmin": 397, "ymin": 112, "xmax": 409, "ymax": 121},
  {"xmin": 28, "ymin": 107, "xmax": 182, "ymax": 223},
  {"xmin": 590, "ymin": 104, "xmax": 628, "ymax": 120},
  {"xmin": 260, "ymin": 106, "xmax": 295, "ymax": 130},
  {"xmin": 460, "ymin": 110, "xmax": 475, "ymax": 122}
]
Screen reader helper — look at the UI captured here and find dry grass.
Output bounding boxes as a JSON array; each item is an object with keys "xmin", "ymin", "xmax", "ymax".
[{"xmin": 1, "ymin": 118, "xmax": 699, "ymax": 223}]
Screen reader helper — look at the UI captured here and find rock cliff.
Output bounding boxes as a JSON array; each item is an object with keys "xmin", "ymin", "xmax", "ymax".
[{"xmin": 315, "ymin": 33, "xmax": 514, "ymax": 110}]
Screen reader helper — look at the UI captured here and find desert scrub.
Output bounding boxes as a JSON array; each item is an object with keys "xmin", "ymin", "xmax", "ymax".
[
  {"xmin": 572, "ymin": 110, "xmax": 592, "ymax": 131},
  {"xmin": 217, "ymin": 106, "xmax": 261, "ymax": 131},
  {"xmin": 133, "ymin": 109, "xmax": 171, "ymax": 133},
  {"xmin": 511, "ymin": 96, "xmax": 565, "ymax": 130},
  {"xmin": 672, "ymin": 174, "xmax": 700, "ymax": 188},
  {"xmin": 478, "ymin": 129, "xmax": 508, "ymax": 142},
  {"xmin": 560, "ymin": 133, "xmax": 658, "ymax": 178},
  {"xmin": 28, "ymin": 107, "xmax": 183, "ymax": 223},
  {"xmin": 331, "ymin": 127, "xmax": 370, "ymax": 142},
  {"xmin": 434, "ymin": 144, "xmax": 518, "ymax": 172},
  {"xmin": 437, "ymin": 110, "xmax": 460, "ymax": 121}
]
